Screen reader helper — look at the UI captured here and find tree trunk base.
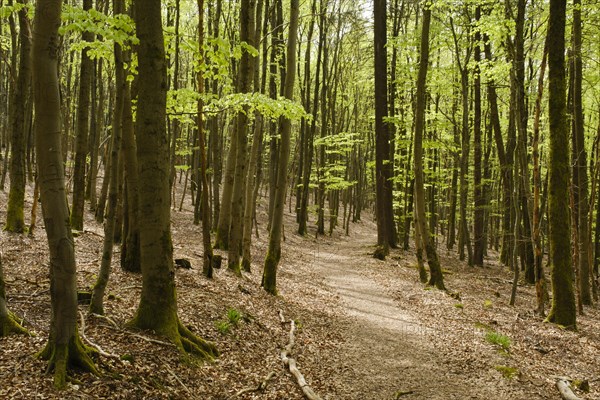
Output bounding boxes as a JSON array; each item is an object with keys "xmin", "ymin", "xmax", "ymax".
[
  {"xmin": 0, "ymin": 311, "xmax": 30, "ymax": 337},
  {"xmin": 37, "ymin": 334, "xmax": 99, "ymax": 389},
  {"xmin": 128, "ymin": 316, "xmax": 218, "ymax": 361}
]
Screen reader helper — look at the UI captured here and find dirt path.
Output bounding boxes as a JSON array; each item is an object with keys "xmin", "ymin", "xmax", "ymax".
[
  {"xmin": 288, "ymin": 221, "xmax": 535, "ymax": 400},
  {"xmin": 306, "ymin": 228, "xmax": 461, "ymax": 399}
]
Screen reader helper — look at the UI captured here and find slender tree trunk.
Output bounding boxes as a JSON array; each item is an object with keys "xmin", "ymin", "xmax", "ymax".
[
  {"xmin": 473, "ymin": 6, "xmax": 484, "ymax": 267},
  {"xmin": 5, "ymin": 0, "xmax": 31, "ymax": 233},
  {"xmin": 90, "ymin": 17, "xmax": 125, "ymax": 313},
  {"xmin": 262, "ymin": 0, "xmax": 299, "ymax": 295},
  {"xmin": 373, "ymin": 0, "xmax": 397, "ymax": 259},
  {"xmin": 227, "ymin": 0, "xmax": 257, "ymax": 274},
  {"xmin": 70, "ymin": 0, "xmax": 94, "ymax": 231},
  {"xmin": 33, "ymin": 0, "xmax": 98, "ymax": 387},
  {"xmin": 571, "ymin": 0, "xmax": 591, "ymax": 306},
  {"xmin": 546, "ymin": 0, "xmax": 576, "ymax": 329},
  {"xmin": 120, "ymin": 69, "xmax": 140, "ymax": 273},
  {"xmin": 533, "ymin": 37, "xmax": 549, "ymax": 315},
  {"xmin": 197, "ymin": 0, "xmax": 218, "ymax": 278},
  {"xmin": 413, "ymin": 5, "xmax": 445, "ymax": 290}
]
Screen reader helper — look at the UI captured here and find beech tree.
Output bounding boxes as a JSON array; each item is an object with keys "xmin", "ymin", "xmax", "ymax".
[
  {"xmin": 4, "ymin": 0, "xmax": 29, "ymax": 233},
  {"xmin": 128, "ymin": 0, "xmax": 217, "ymax": 357},
  {"xmin": 546, "ymin": 0, "xmax": 576, "ymax": 328},
  {"xmin": 32, "ymin": 0, "xmax": 98, "ymax": 387}
]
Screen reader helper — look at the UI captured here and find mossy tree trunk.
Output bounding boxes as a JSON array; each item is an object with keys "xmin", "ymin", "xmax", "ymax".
[
  {"xmin": 5, "ymin": 0, "xmax": 31, "ymax": 234},
  {"xmin": 70, "ymin": 0, "xmax": 94, "ymax": 231},
  {"xmin": 90, "ymin": 5, "xmax": 126, "ymax": 314},
  {"xmin": 197, "ymin": 0, "xmax": 216, "ymax": 278},
  {"xmin": 120, "ymin": 53, "xmax": 140, "ymax": 273},
  {"xmin": 129, "ymin": 0, "xmax": 217, "ymax": 359},
  {"xmin": 546, "ymin": 0, "xmax": 576, "ymax": 329},
  {"xmin": 571, "ymin": 0, "xmax": 591, "ymax": 306},
  {"xmin": 413, "ymin": 5, "xmax": 445, "ymax": 290},
  {"xmin": 262, "ymin": 0, "xmax": 299, "ymax": 295},
  {"xmin": 228, "ymin": 0, "xmax": 257, "ymax": 275},
  {"xmin": 32, "ymin": 0, "xmax": 98, "ymax": 388},
  {"xmin": 0, "ymin": 253, "xmax": 28, "ymax": 336}
]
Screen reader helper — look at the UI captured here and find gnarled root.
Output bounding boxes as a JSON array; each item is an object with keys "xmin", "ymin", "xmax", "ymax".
[
  {"xmin": 177, "ymin": 321, "xmax": 219, "ymax": 360},
  {"xmin": 0, "ymin": 311, "xmax": 30, "ymax": 337},
  {"xmin": 37, "ymin": 334, "xmax": 99, "ymax": 389}
]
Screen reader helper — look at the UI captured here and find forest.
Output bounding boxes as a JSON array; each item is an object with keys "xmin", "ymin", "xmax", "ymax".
[{"xmin": 1, "ymin": 0, "xmax": 600, "ymax": 398}]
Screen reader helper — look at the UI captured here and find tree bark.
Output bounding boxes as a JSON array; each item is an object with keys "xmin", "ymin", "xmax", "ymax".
[
  {"xmin": 413, "ymin": 5, "xmax": 445, "ymax": 290},
  {"xmin": 546, "ymin": 0, "xmax": 576, "ymax": 329},
  {"xmin": 129, "ymin": 0, "xmax": 218, "ymax": 359},
  {"xmin": 5, "ymin": 0, "xmax": 31, "ymax": 233},
  {"xmin": 262, "ymin": 0, "xmax": 299, "ymax": 295},
  {"xmin": 70, "ymin": 0, "xmax": 94, "ymax": 231},
  {"xmin": 33, "ymin": 0, "xmax": 98, "ymax": 387}
]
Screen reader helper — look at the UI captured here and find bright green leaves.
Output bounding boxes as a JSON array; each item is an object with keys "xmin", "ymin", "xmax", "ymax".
[{"xmin": 59, "ymin": 4, "xmax": 138, "ymax": 61}]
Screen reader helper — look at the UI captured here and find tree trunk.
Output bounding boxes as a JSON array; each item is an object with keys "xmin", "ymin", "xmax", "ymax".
[
  {"xmin": 90, "ymin": 18, "xmax": 125, "ymax": 313},
  {"xmin": 373, "ymin": 0, "xmax": 397, "ymax": 258},
  {"xmin": 262, "ymin": 0, "xmax": 299, "ymax": 295},
  {"xmin": 227, "ymin": 0, "xmax": 257, "ymax": 274},
  {"xmin": 546, "ymin": 0, "xmax": 576, "ymax": 329},
  {"xmin": 571, "ymin": 0, "xmax": 591, "ymax": 306},
  {"xmin": 413, "ymin": 5, "xmax": 445, "ymax": 290},
  {"xmin": 5, "ymin": 0, "xmax": 31, "ymax": 233},
  {"xmin": 128, "ymin": 0, "xmax": 218, "ymax": 359},
  {"xmin": 120, "ymin": 67, "xmax": 140, "ymax": 273},
  {"xmin": 33, "ymin": 0, "xmax": 98, "ymax": 387},
  {"xmin": 197, "ymin": 0, "xmax": 217, "ymax": 278},
  {"xmin": 473, "ymin": 6, "xmax": 484, "ymax": 267},
  {"xmin": 70, "ymin": 0, "xmax": 94, "ymax": 231},
  {"xmin": 0, "ymin": 253, "xmax": 28, "ymax": 336}
]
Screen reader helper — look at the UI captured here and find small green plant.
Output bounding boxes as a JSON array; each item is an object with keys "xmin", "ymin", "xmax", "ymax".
[
  {"xmin": 485, "ymin": 331, "xmax": 511, "ymax": 351},
  {"xmin": 454, "ymin": 303, "xmax": 464, "ymax": 309},
  {"xmin": 215, "ymin": 320, "xmax": 231, "ymax": 335},
  {"xmin": 494, "ymin": 365, "xmax": 518, "ymax": 379},
  {"xmin": 227, "ymin": 308, "xmax": 242, "ymax": 326},
  {"xmin": 483, "ymin": 299, "xmax": 493, "ymax": 309}
]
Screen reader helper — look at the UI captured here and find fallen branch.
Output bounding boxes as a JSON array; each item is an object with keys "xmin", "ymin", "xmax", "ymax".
[
  {"xmin": 279, "ymin": 310, "xmax": 322, "ymax": 400},
  {"xmin": 90, "ymin": 313, "xmax": 175, "ymax": 348},
  {"xmin": 556, "ymin": 379, "xmax": 582, "ymax": 400},
  {"xmin": 165, "ymin": 363, "xmax": 197, "ymax": 399},
  {"xmin": 229, "ymin": 371, "xmax": 276, "ymax": 399},
  {"xmin": 79, "ymin": 311, "xmax": 122, "ymax": 362}
]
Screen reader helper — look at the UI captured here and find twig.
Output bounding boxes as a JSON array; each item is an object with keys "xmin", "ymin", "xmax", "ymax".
[
  {"xmin": 79, "ymin": 311, "xmax": 122, "ymax": 361},
  {"xmin": 90, "ymin": 313, "xmax": 175, "ymax": 348},
  {"xmin": 229, "ymin": 371, "xmax": 276, "ymax": 399},
  {"xmin": 165, "ymin": 363, "xmax": 197, "ymax": 399},
  {"xmin": 279, "ymin": 310, "xmax": 322, "ymax": 400}
]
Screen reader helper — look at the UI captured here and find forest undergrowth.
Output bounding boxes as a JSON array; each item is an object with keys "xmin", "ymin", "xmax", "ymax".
[{"xmin": 1, "ymin": 181, "xmax": 599, "ymax": 399}]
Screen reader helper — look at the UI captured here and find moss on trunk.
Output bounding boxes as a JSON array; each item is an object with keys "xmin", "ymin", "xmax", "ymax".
[{"xmin": 37, "ymin": 333, "xmax": 99, "ymax": 389}]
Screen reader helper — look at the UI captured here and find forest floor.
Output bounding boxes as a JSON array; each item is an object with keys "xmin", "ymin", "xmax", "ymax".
[{"xmin": 1, "ymin": 181, "xmax": 600, "ymax": 399}]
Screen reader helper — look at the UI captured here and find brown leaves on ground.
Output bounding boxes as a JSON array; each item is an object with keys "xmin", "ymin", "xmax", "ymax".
[{"xmin": 1, "ymin": 184, "xmax": 600, "ymax": 399}]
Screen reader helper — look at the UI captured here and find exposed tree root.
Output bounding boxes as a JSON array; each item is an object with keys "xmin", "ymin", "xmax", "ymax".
[
  {"xmin": 279, "ymin": 310, "xmax": 322, "ymax": 400},
  {"xmin": 0, "ymin": 311, "xmax": 30, "ymax": 337},
  {"xmin": 556, "ymin": 378, "xmax": 582, "ymax": 400},
  {"xmin": 178, "ymin": 321, "xmax": 219, "ymax": 359},
  {"xmin": 37, "ymin": 334, "xmax": 100, "ymax": 389}
]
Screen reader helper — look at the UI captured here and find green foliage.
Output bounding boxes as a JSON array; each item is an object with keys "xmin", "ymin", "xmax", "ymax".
[
  {"xmin": 483, "ymin": 299, "xmax": 493, "ymax": 309},
  {"xmin": 59, "ymin": 4, "xmax": 138, "ymax": 60},
  {"xmin": 485, "ymin": 331, "xmax": 511, "ymax": 352},
  {"xmin": 215, "ymin": 320, "xmax": 230, "ymax": 335},
  {"xmin": 494, "ymin": 365, "xmax": 518, "ymax": 379},
  {"xmin": 226, "ymin": 308, "xmax": 242, "ymax": 327}
]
